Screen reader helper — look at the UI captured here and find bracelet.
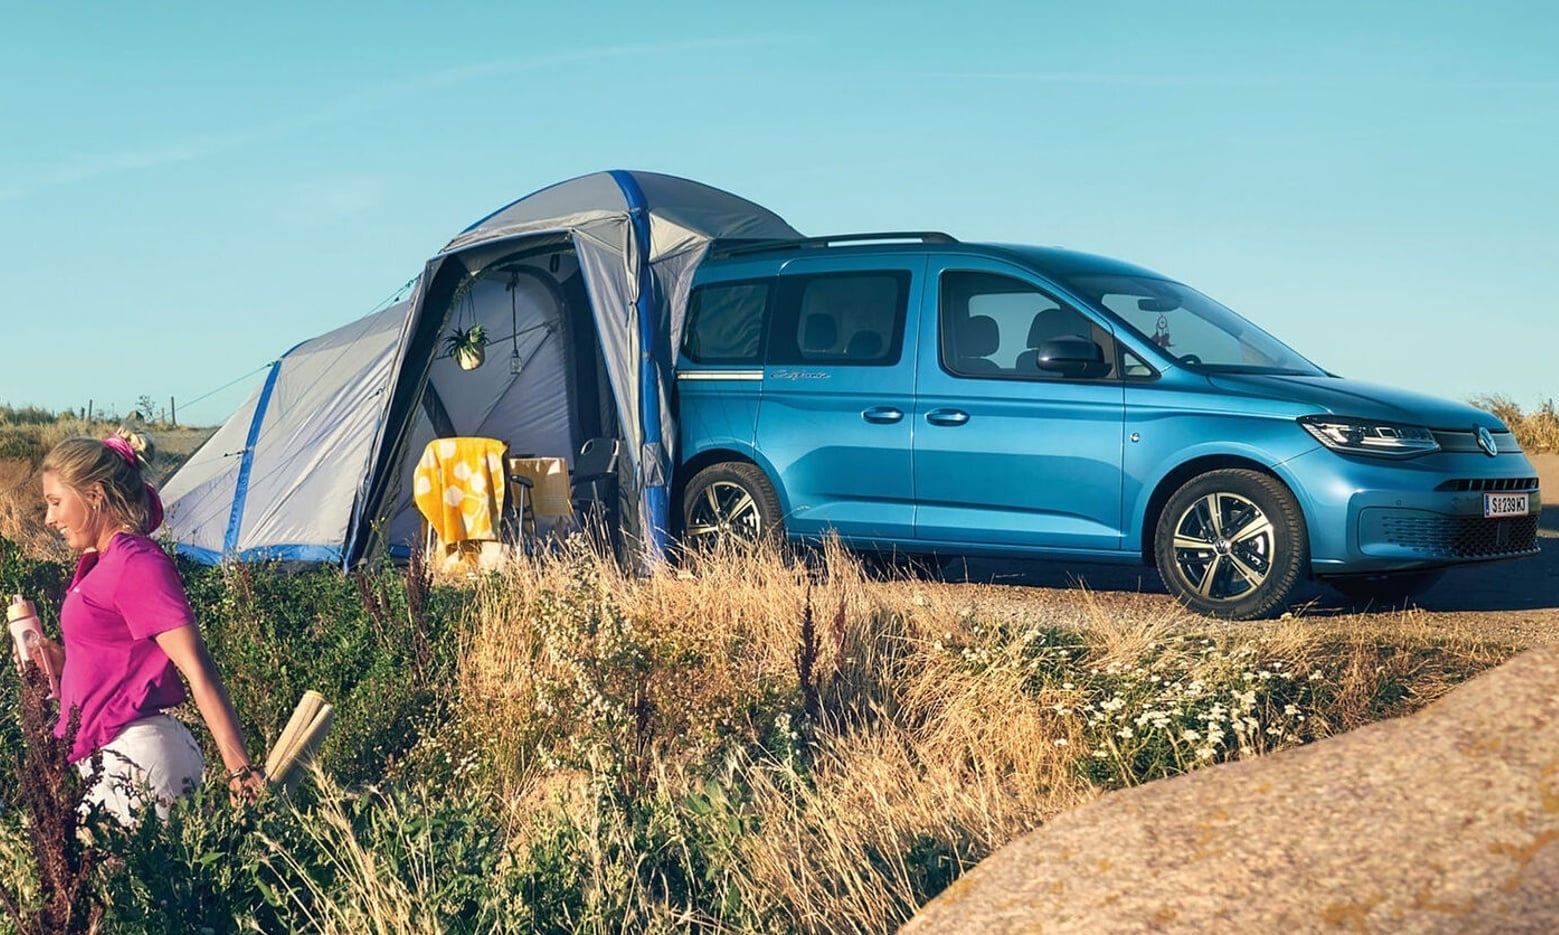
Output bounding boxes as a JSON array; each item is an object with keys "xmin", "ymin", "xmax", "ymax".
[{"xmin": 226, "ymin": 764, "xmax": 263, "ymax": 782}]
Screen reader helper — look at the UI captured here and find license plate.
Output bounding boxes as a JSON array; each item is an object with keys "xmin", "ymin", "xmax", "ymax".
[{"xmin": 1484, "ymin": 492, "xmax": 1529, "ymax": 518}]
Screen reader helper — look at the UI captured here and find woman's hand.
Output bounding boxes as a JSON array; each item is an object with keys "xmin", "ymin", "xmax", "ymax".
[
  {"xmin": 37, "ymin": 636, "xmax": 64, "ymax": 678},
  {"xmin": 13, "ymin": 634, "xmax": 64, "ymax": 677},
  {"xmin": 225, "ymin": 764, "xmax": 268, "ymax": 805}
]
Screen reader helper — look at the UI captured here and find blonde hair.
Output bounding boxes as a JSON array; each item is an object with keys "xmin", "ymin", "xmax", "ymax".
[{"xmin": 42, "ymin": 429, "xmax": 158, "ymax": 535}]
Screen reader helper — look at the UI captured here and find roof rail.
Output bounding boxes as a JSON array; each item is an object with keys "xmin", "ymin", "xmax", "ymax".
[{"xmin": 710, "ymin": 231, "xmax": 958, "ymax": 258}]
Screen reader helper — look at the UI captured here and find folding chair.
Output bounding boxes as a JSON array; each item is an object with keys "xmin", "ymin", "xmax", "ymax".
[{"xmin": 569, "ymin": 437, "xmax": 623, "ymax": 555}]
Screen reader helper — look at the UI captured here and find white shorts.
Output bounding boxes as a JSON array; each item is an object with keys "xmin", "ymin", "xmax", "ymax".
[{"xmin": 77, "ymin": 713, "xmax": 205, "ymax": 824}]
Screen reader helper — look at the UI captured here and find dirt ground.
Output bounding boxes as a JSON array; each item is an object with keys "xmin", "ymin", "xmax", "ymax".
[{"xmin": 931, "ymin": 453, "xmax": 1559, "ymax": 648}]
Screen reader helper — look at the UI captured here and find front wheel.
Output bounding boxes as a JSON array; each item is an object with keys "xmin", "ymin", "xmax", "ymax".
[
  {"xmin": 1153, "ymin": 469, "xmax": 1309, "ymax": 619},
  {"xmin": 679, "ymin": 462, "xmax": 783, "ymax": 551}
]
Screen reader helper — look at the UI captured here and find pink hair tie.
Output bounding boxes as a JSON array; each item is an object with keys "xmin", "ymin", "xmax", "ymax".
[{"xmin": 103, "ymin": 434, "xmax": 139, "ymax": 469}]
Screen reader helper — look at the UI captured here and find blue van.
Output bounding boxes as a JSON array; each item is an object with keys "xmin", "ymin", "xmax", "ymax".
[{"xmin": 672, "ymin": 233, "xmax": 1542, "ymax": 619}]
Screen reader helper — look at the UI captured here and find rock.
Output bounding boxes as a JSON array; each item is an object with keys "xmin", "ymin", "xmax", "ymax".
[{"xmin": 903, "ymin": 645, "xmax": 1559, "ymax": 934}]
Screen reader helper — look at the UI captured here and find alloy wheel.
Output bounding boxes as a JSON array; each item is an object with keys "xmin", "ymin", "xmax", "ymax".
[
  {"xmin": 684, "ymin": 479, "xmax": 767, "ymax": 546},
  {"xmin": 1168, "ymin": 490, "xmax": 1276, "ymax": 602}
]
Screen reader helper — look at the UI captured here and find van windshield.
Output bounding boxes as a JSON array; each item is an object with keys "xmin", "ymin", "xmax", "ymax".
[{"xmin": 1065, "ymin": 274, "xmax": 1326, "ymax": 376}]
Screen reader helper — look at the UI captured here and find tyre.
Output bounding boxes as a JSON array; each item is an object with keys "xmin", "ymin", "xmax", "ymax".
[
  {"xmin": 679, "ymin": 462, "xmax": 783, "ymax": 551},
  {"xmin": 1324, "ymin": 569, "xmax": 1445, "ymax": 606},
  {"xmin": 1153, "ymin": 469, "xmax": 1309, "ymax": 620}
]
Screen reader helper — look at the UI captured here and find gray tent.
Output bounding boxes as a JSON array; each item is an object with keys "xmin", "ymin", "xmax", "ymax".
[{"xmin": 161, "ymin": 170, "xmax": 802, "ymax": 567}]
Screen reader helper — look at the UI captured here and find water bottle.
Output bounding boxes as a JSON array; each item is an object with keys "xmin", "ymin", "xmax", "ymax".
[{"xmin": 7, "ymin": 595, "xmax": 58, "ymax": 699}]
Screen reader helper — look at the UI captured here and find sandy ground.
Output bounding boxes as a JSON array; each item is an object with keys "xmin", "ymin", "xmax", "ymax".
[{"xmin": 930, "ymin": 453, "xmax": 1559, "ymax": 648}]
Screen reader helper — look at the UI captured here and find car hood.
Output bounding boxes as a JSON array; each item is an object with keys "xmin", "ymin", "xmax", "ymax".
[{"xmin": 1205, "ymin": 374, "xmax": 1505, "ymax": 430}]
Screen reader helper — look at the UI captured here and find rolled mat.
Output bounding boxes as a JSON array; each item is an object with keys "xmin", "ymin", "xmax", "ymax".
[{"xmin": 263, "ymin": 690, "xmax": 334, "ymax": 793}]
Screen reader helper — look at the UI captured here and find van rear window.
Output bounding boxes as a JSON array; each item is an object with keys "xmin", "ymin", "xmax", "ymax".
[
  {"xmin": 769, "ymin": 271, "xmax": 909, "ymax": 366},
  {"xmin": 684, "ymin": 282, "xmax": 769, "ymax": 364}
]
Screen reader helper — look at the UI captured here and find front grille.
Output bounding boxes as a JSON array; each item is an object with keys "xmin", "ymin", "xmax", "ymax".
[
  {"xmin": 1431, "ymin": 429, "xmax": 1520, "ymax": 453},
  {"xmin": 1378, "ymin": 513, "xmax": 1539, "ymax": 559},
  {"xmin": 1435, "ymin": 477, "xmax": 1540, "ymax": 492}
]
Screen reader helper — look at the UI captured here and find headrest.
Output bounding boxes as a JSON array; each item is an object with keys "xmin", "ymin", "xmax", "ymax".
[
  {"xmin": 962, "ymin": 314, "xmax": 1000, "ymax": 356},
  {"xmin": 802, "ymin": 313, "xmax": 837, "ymax": 352},
  {"xmin": 846, "ymin": 330, "xmax": 884, "ymax": 358},
  {"xmin": 1027, "ymin": 307, "xmax": 1089, "ymax": 347}
]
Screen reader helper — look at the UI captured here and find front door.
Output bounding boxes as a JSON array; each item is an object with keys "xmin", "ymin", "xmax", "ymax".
[{"xmin": 912, "ymin": 261, "xmax": 1126, "ymax": 553}]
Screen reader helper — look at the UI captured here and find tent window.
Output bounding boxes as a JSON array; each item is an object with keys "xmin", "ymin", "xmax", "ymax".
[{"xmin": 683, "ymin": 281, "xmax": 769, "ymax": 364}]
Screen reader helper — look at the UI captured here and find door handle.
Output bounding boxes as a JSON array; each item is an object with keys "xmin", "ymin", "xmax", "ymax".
[
  {"xmin": 925, "ymin": 409, "xmax": 970, "ymax": 426},
  {"xmin": 862, "ymin": 406, "xmax": 904, "ymax": 424}
]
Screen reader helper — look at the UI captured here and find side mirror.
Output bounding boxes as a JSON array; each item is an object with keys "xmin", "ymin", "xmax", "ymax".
[{"xmin": 1035, "ymin": 337, "xmax": 1111, "ymax": 379}]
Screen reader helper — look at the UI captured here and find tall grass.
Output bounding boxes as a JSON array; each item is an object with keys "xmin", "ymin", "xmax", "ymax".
[
  {"xmin": 425, "ymin": 541, "xmax": 1517, "ymax": 931},
  {"xmin": 0, "ymin": 531, "xmax": 1522, "ymax": 933}
]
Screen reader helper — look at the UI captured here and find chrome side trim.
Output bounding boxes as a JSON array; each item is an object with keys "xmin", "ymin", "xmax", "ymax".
[{"xmin": 677, "ymin": 370, "xmax": 764, "ymax": 382}]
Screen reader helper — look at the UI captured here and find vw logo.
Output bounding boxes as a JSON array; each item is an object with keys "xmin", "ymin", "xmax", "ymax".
[{"xmin": 1475, "ymin": 425, "xmax": 1498, "ymax": 458}]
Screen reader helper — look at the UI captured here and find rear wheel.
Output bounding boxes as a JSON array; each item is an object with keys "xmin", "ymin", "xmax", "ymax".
[
  {"xmin": 1153, "ymin": 469, "xmax": 1309, "ymax": 619},
  {"xmin": 1325, "ymin": 570, "xmax": 1445, "ymax": 606},
  {"xmin": 679, "ymin": 462, "xmax": 782, "ymax": 551}
]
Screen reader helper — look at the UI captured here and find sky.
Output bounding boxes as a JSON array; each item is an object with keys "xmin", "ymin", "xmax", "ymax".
[{"xmin": 2, "ymin": 1, "xmax": 1556, "ymax": 426}]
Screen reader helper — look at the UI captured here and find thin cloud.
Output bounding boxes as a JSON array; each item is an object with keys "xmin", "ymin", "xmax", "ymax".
[
  {"xmin": 0, "ymin": 36, "xmax": 785, "ymax": 202},
  {"xmin": 944, "ymin": 70, "xmax": 1559, "ymax": 91}
]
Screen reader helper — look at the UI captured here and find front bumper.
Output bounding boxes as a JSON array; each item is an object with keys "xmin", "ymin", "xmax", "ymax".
[
  {"xmin": 1357, "ymin": 508, "xmax": 1539, "ymax": 564},
  {"xmin": 1284, "ymin": 446, "xmax": 1543, "ymax": 573}
]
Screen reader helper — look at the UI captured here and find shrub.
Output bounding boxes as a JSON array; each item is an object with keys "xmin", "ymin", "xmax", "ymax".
[{"xmin": 1471, "ymin": 395, "xmax": 1559, "ymax": 453}]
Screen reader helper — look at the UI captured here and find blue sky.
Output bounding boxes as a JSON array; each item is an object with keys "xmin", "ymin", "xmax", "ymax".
[{"xmin": 2, "ymin": 1, "xmax": 1555, "ymax": 426}]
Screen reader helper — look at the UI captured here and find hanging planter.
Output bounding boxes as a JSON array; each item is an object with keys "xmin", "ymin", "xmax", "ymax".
[{"xmin": 444, "ymin": 324, "xmax": 487, "ymax": 371}]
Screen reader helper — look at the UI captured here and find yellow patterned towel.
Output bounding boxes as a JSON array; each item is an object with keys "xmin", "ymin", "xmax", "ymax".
[{"xmin": 413, "ymin": 437, "xmax": 509, "ymax": 545}]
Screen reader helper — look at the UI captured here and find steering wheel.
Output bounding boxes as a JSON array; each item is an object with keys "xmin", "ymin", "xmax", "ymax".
[{"xmin": 1177, "ymin": 353, "xmax": 1203, "ymax": 367}]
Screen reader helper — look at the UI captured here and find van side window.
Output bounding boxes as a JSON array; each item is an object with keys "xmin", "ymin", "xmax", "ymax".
[
  {"xmin": 939, "ymin": 271, "xmax": 1116, "ymax": 380},
  {"xmin": 683, "ymin": 281, "xmax": 769, "ymax": 364},
  {"xmin": 767, "ymin": 271, "xmax": 909, "ymax": 366}
]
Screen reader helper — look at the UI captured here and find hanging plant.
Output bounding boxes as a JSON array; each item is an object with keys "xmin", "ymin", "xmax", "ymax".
[{"xmin": 444, "ymin": 324, "xmax": 487, "ymax": 371}]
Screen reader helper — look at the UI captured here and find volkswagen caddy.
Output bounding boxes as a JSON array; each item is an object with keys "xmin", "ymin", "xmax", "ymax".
[{"xmin": 672, "ymin": 233, "xmax": 1542, "ymax": 619}]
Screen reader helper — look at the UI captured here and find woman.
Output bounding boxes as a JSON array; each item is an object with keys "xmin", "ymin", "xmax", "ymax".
[{"xmin": 36, "ymin": 430, "xmax": 263, "ymax": 823}]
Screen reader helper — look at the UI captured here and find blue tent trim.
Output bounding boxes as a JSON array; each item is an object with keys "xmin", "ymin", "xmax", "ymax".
[
  {"xmin": 608, "ymin": 170, "xmax": 671, "ymax": 554},
  {"xmin": 178, "ymin": 542, "xmax": 341, "ymax": 564},
  {"xmin": 223, "ymin": 358, "xmax": 284, "ymax": 556}
]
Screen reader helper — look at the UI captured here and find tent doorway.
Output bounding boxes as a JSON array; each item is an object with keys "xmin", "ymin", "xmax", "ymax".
[{"xmin": 383, "ymin": 243, "xmax": 620, "ymax": 550}]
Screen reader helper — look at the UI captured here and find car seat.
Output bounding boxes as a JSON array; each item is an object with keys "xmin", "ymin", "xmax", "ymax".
[
  {"xmin": 846, "ymin": 330, "xmax": 884, "ymax": 359},
  {"xmin": 956, "ymin": 314, "xmax": 1001, "ymax": 373},
  {"xmin": 1016, "ymin": 306, "xmax": 1092, "ymax": 373}
]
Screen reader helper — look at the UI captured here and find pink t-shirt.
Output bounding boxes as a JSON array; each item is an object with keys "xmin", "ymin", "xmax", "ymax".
[{"xmin": 54, "ymin": 533, "xmax": 194, "ymax": 762}]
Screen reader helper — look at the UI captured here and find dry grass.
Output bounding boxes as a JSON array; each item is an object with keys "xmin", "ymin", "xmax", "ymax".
[
  {"xmin": 438, "ymin": 539, "xmax": 1520, "ymax": 931},
  {"xmin": 0, "ymin": 415, "xmax": 215, "ymax": 552},
  {"xmin": 258, "ymin": 771, "xmax": 476, "ymax": 935},
  {"xmin": 1472, "ymin": 395, "xmax": 1559, "ymax": 453}
]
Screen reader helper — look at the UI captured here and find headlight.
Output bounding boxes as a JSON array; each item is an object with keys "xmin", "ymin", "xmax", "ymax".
[{"xmin": 1298, "ymin": 416, "xmax": 1440, "ymax": 458}]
